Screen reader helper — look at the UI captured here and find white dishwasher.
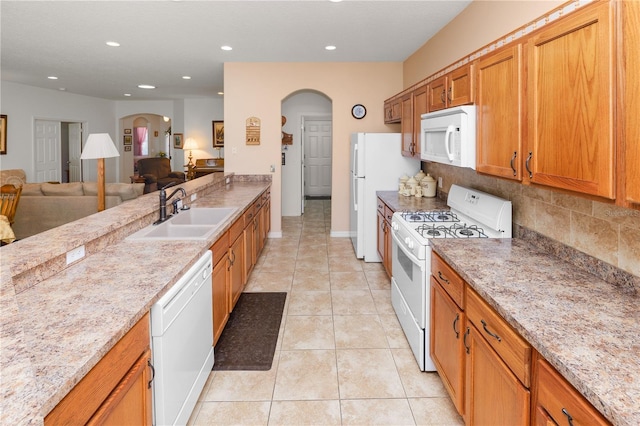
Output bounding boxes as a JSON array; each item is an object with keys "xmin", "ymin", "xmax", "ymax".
[{"xmin": 151, "ymin": 251, "xmax": 214, "ymax": 426}]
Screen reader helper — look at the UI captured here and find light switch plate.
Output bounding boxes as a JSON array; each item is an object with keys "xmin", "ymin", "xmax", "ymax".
[
  {"xmin": 438, "ymin": 177, "xmax": 443, "ymax": 188},
  {"xmin": 191, "ymin": 193, "xmax": 197, "ymax": 201},
  {"xmin": 66, "ymin": 245, "xmax": 85, "ymax": 265}
]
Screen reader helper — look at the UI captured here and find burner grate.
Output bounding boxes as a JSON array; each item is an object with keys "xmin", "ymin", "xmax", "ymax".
[{"xmin": 415, "ymin": 223, "xmax": 488, "ymax": 239}]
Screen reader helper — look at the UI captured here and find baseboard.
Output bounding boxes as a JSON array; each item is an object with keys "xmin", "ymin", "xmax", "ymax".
[
  {"xmin": 330, "ymin": 230, "xmax": 350, "ymax": 238},
  {"xmin": 267, "ymin": 231, "xmax": 283, "ymax": 239}
]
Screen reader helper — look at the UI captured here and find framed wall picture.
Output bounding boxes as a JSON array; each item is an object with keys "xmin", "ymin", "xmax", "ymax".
[
  {"xmin": 123, "ymin": 135, "xmax": 132, "ymax": 145},
  {"xmin": 213, "ymin": 121, "xmax": 224, "ymax": 147},
  {"xmin": 124, "ymin": 128, "xmax": 132, "ymax": 135},
  {"xmin": 0, "ymin": 115, "xmax": 6, "ymax": 155},
  {"xmin": 124, "ymin": 145, "xmax": 132, "ymax": 152},
  {"xmin": 173, "ymin": 133, "xmax": 184, "ymax": 149}
]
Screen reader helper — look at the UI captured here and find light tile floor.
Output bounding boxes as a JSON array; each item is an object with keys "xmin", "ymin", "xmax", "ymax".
[{"xmin": 189, "ymin": 200, "xmax": 464, "ymax": 425}]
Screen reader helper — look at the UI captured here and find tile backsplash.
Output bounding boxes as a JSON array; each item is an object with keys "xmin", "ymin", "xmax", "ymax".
[{"xmin": 423, "ymin": 162, "xmax": 640, "ymax": 279}]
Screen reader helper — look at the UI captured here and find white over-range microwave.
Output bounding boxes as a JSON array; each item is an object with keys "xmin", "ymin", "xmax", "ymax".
[{"xmin": 420, "ymin": 105, "xmax": 476, "ymax": 169}]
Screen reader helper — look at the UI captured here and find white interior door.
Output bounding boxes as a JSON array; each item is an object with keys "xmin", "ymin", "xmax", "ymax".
[
  {"xmin": 34, "ymin": 120, "xmax": 61, "ymax": 183},
  {"xmin": 304, "ymin": 120, "xmax": 332, "ymax": 197},
  {"xmin": 68, "ymin": 123, "xmax": 82, "ymax": 182}
]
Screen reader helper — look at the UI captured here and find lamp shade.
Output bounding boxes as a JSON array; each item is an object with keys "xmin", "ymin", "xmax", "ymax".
[
  {"xmin": 183, "ymin": 137, "xmax": 198, "ymax": 151},
  {"xmin": 81, "ymin": 133, "xmax": 120, "ymax": 159}
]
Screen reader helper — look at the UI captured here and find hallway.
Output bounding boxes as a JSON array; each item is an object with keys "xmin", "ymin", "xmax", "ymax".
[{"xmin": 189, "ymin": 200, "xmax": 464, "ymax": 425}]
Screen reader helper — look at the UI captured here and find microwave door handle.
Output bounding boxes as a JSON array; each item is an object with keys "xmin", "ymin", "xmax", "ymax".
[{"xmin": 444, "ymin": 125, "xmax": 455, "ymax": 162}]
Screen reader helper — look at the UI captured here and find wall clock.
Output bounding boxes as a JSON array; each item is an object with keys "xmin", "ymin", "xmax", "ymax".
[{"xmin": 351, "ymin": 104, "xmax": 366, "ymax": 119}]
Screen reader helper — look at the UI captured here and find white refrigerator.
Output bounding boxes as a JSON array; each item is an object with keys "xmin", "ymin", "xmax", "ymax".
[{"xmin": 350, "ymin": 133, "xmax": 419, "ymax": 261}]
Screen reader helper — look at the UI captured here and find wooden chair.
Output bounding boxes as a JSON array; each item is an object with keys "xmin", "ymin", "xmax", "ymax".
[{"xmin": 0, "ymin": 184, "xmax": 23, "ymax": 225}]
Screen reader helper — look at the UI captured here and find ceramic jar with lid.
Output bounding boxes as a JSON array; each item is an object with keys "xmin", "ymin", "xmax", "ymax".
[
  {"xmin": 414, "ymin": 170, "xmax": 426, "ymax": 181},
  {"xmin": 406, "ymin": 176, "xmax": 418, "ymax": 196},
  {"xmin": 421, "ymin": 174, "xmax": 437, "ymax": 198}
]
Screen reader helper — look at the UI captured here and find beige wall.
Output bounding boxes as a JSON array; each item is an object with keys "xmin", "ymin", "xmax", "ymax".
[
  {"xmin": 403, "ymin": 0, "xmax": 564, "ymax": 88},
  {"xmin": 223, "ymin": 62, "xmax": 403, "ymax": 234}
]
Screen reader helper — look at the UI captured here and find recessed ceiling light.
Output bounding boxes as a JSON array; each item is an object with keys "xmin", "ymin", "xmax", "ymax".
[
  {"xmin": 106, "ymin": 41, "xmax": 120, "ymax": 47},
  {"xmin": 59, "ymin": 88, "xmax": 66, "ymax": 91},
  {"xmin": 138, "ymin": 84, "xmax": 156, "ymax": 89},
  {"xmin": 329, "ymin": 0, "xmax": 343, "ymax": 2},
  {"xmin": 48, "ymin": 76, "xmax": 58, "ymax": 80},
  {"xmin": 325, "ymin": 45, "xmax": 337, "ymax": 51},
  {"xmin": 124, "ymin": 93, "xmax": 132, "ymax": 97},
  {"xmin": 217, "ymin": 92, "xmax": 224, "ymax": 96},
  {"xmin": 221, "ymin": 45, "xmax": 233, "ymax": 51},
  {"xmin": 182, "ymin": 76, "xmax": 191, "ymax": 80}
]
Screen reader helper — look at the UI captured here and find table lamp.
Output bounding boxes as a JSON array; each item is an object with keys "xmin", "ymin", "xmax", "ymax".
[
  {"xmin": 183, "ymin": 137, "xmax": 198, "ymax": 180},
  {"xmin": 80, "ymin": 133, "xmax": 120, "ymax": 211}
]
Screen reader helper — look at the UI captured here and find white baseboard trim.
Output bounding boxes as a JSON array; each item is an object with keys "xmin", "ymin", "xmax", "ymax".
[
  {"xmin": 267, "ymin": 231, "xmax": 283, "ymax": 239},
  {"xmin": 330, "ymin": 230, "xmax": 350, "ymax": 238}
]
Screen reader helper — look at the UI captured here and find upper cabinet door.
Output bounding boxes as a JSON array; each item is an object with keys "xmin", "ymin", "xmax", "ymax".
[
  {"xmin": 476, "ymin": 44, "xmax": 523, "ymax": 180},
  {"xmin": 622, "ymin": 0, "xmax": 640, "ymax": 205},
  {"xmin": 428, "ymin": 76, "xmax": 448, "ymax": 112},
  {"xmin": 448, "ymin": 64, "xmax": 474, "ymax": 107},
  {"xmin": 526, "ymin": 1, "xmax": 615, "ymax": 199}
]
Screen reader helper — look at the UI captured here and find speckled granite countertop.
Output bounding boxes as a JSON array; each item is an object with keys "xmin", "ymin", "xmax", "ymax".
[
  {"xmin": 430, "ymin": 238, "xmax": 639, "ymax": 426},
  {"xmin": 376, "ymin": 190, "xmax": 448, "ymax": 212},
  {"xmin": 0, "ymin": 179, "xmax": 270, "ymax": 425}
]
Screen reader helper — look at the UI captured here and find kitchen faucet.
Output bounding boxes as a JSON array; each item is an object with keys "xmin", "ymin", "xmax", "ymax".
[{"xmin": 154, "ymin": 182, "xmax": 188, "ymax": 225}]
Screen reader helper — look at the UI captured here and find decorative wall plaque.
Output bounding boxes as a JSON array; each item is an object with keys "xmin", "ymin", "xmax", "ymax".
[{"xmin": 246, "ymin": 116, "xmax": 261, "ymax": 145}]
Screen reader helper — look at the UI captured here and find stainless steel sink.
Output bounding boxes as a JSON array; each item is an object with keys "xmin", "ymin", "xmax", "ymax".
[{"xmin": 126, "ymin": 207, "xmax": 238, "ymax": 241}]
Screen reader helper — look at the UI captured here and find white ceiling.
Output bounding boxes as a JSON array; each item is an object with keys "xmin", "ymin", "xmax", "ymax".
[{"xmin": 0, "ymin": 0, "xmax": 471, "ymax": 101}]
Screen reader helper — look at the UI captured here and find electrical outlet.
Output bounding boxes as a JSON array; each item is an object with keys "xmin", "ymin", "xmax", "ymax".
[
  {"xmin": 225, "ymin": 177, "xmax": 231, "ymax": 184},
  {"xmin": 438, "ymin": 177, "xmax": 443, "ymax": 188},
  {"xmin": 191, "ymin": 193, "xmax": 197, "ymax": 201},
  {"xmin": 270, "ymin": 165, "xmax": 275, "ymax": 173},
  {"xmin": 66, "ymin": 245, "xmax": 85, "ymax": 265}
]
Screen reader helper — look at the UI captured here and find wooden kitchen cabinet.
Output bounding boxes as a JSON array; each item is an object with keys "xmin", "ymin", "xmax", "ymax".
[
  {"xmin": 384, "ymin": 95, "xmax": 402, "ymax": 124},
  {"xmin": 431, "ymin": 276, "xmax": 465, "ymax": 415},
  {"xmin": 526, "ymin": 1, "xmax": 615, "ymax": 199},
  {"xmin": 244, "ymin": 204, "xmax": 256, "ymax": 280},
  {"xmin": 532, "ymin": 354, "xmax": 611, "ymax": 426},
  {"xmin": 401, "ymin": 84, "xmax": 427, "ymax": 159},
  {"xmin": 621, "ymin": 0, "xmax": 640, "ymax": 205},
  {"xmin": 464, "ymin": 322, "xmax": 530, "ymax": 425},
  {"xmin": 45, "ymin": 313, "xmax": 153, "ymax": 426},
  {"xmin": 228, "ymin": 218, "xmax": 245, "ymax": 311},
  {"xmin": 428, "ymin": 64, "xmax": 474, "ymax": 112},
  {"xmin": 211, "ymin": 230, "xmax": 229, "ymax": 345},
  {"xmin": 476, "ymin": 44, "xmax": 523, "ymax": 180},
  {"xmin": 376, "ymin": 197, "xmax": 394, "ymax": 277}
]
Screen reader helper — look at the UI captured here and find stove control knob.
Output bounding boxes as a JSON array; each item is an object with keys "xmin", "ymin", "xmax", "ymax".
[
  {"xmin": 404, "ymin": 237, "xmax": 413, "ymax": 249},
  {"xmin": 391, "ymin": 222, "xmax": 398, "ymax": 231}
]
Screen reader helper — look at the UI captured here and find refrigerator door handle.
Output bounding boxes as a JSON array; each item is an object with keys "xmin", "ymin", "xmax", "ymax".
[
  {"xmin": 352, "ymin": 175, "xmax": 358, "ymax": 211},
  {"xmin": 352, "ymin": 143, "xmax": 358, "ymax": 177}
]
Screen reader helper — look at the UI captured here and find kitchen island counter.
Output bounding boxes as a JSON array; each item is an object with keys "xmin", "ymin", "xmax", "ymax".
[
  {"xmin": 0, "ymin": 176, "xmax": 270, "ymax": 425},
  {"xmin": 430, "ymin": 238, "xmax": 639, "ymax": 426}
]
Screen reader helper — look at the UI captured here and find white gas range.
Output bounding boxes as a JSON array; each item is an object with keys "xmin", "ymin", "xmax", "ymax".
[{"xmin": 390, "ymin": 184, "xmax": 512, "ymax": 371}]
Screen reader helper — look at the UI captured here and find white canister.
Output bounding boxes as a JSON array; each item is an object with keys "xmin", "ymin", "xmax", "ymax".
[
  {"xmin": 406, "ymin": 177, "xmax": 418, "ymax": 196},
  {"xmin": 414, "ymin": 170, "xmax": 426, "ymax": 181},
  {"xmin": 421, "ymin": 174, "xmax": 437, "ymax": 198}
]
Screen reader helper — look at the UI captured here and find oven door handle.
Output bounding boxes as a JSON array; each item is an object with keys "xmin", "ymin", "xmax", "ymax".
[{"xmin": 391, "ymin": 230, "xmax": 425, "ymax": 271}]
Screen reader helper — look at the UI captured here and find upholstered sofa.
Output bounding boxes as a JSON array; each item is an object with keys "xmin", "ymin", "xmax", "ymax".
[
  {"xmin": 137, "ymin": 157, "xmax": 185, "ymax": 193},
  {"xmin": 12, "ymin": 181, "xmax": 144, "ymax": 240}
]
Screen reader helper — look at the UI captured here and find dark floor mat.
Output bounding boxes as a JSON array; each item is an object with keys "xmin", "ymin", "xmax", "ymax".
[{"xmin": 213, "ymin": 292, "xmax": 287, "ymax": 371}]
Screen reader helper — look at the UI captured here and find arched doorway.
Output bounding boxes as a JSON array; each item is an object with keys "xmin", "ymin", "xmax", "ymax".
[
  {"xmin": 281, "ymin": 90, "xmax": 332, "ymax": 216},
  {"xmin": 119, "ymin": 114, "xmax": 171, "ymax": 182}
]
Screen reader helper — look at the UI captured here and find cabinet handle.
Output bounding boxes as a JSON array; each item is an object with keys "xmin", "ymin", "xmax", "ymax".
[
  {"xmin": 561, "ymin": 408, "xmax": 575, "ymax": 426},
  {"xmin": 525, "ymin": 151, "xmax": 533, "ymax": 179},
  {"xmin": 227, "ymin": 254, "xmax": 232, "ymax": 271},
  {"xmin": 463, "ymin": 327, "xmax": 470, "ymax": 354},
  {"xmin": 447, "ymin": 87, "xmax": 452, "ymax": 102},
  {"xmin": 147, "ymin": 359, "xmax": 155, "ymax": 389},
  {"xmin": 230, "ymin": 250, "xmax": 236, "ymax": 266},
  {"xmin": 440, "ymin": 90, "xmax": 446, "ymax": 105},
  {"xmin": 453, "ymin": 313, "xmax": 460, "ymax": 339},
  {"xmin": 510, "ymin": 151, "xmax": 517, "ymax": 176},
  {"xmin": 437, "ymin": 271, "xmax": 450, "ymax": 284},
  {"xmin": 481, "ymin": 319, "xmax": 502, "ymax": 342}
]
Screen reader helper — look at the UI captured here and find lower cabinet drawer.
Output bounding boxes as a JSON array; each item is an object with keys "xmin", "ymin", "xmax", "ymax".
[
  {"xmin": 534, "ymin": 357, "xmax": 611, "ymax": 426},
  {"xmin": 466, "ymin": 286, "xmax": 531, "ymax": 387}
]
